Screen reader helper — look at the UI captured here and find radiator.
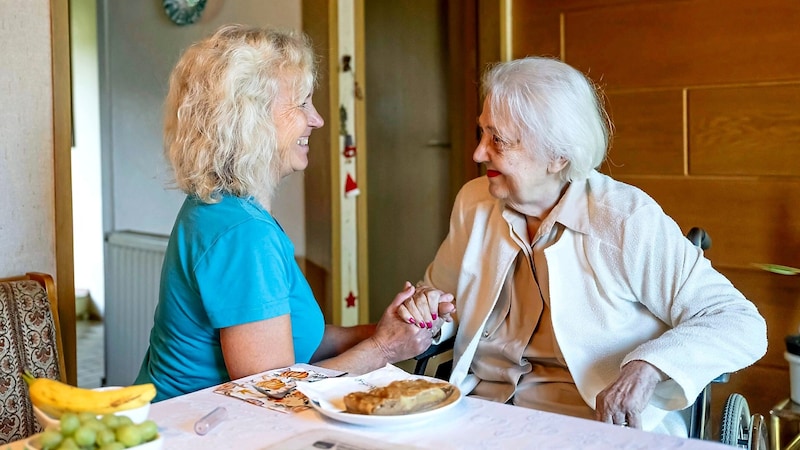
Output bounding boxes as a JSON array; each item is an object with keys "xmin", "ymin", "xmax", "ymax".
[{"xmin": 105, "ymin": 231, "xmax": 168, "ymax": 386}]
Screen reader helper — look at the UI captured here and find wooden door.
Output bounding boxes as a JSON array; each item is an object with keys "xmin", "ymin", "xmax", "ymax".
[{"xmin": 365, "ymin": 0, "xmax": 453, "ymax": 321}]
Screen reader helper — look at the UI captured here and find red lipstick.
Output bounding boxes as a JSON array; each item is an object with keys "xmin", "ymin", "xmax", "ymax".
[{"xmin": 486, "ymin": 170, "xmax": 501, "ymax": 178}]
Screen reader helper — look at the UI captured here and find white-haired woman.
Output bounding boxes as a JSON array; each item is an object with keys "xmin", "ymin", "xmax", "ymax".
[
  {"xmin": 136, "ymin": 24, "xmax": 436, "ymax": 401},
  {"xmin": 401, "ymin": 57, "xmax": 767, "ymax": 436}
]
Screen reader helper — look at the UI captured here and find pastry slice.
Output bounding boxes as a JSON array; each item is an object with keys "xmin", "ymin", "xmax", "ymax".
[{"xmin": 343, "ymin": 379, "xmax": 453, "ymax": 415}]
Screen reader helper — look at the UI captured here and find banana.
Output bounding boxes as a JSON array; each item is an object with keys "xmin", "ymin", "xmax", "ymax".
[{"xmin": 22, "ymin": 371, "xmax": 157, "ymax": 418}]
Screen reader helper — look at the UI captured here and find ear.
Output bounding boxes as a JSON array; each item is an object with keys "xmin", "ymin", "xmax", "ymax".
[{"xmin": 547, "ymin": 156, "xmax": 568, "ymax": 174}]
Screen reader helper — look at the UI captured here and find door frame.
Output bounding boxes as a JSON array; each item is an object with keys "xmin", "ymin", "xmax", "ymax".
[{"xmin": 52, "ymin": 0, "xmax": 78, "ymax": 385}]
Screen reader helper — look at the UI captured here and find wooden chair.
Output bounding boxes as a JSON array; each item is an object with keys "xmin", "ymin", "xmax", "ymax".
[{"xmin": 0, "ymin": 272, "xmax": 66, "ymax": 444}]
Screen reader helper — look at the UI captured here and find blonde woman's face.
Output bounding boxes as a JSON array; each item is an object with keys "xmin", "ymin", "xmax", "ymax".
[{"xmin": 273, "ymin": 81, "xmax": 324, "ymax": 178}]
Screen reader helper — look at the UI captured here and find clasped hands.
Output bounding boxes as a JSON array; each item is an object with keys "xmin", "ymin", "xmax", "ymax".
[
  {"xmin": 368, "ymin": 282, "xmax": 455, "ymax": 366},
  {"xmin": 395, "ymin": 283, "xmax": 456, "ymax": 335}
]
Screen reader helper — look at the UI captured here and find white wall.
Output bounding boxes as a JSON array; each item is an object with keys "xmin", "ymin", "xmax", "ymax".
[
  {"xmin": 0, "ymin": 1, "xmax": 57, "ymax": 277},
  {"xmin": 98, "ymin": 0, "xmax": 307, "ymax": 254}
]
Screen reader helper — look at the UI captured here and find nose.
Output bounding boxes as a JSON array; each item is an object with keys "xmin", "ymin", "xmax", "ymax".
[
  {"xmin": 473, "ymin": 135, "xmax": 489, "ymax": 164},
  {"xmin": 308, "ymin": 104, "xmax": 324, "ymax": 129}
]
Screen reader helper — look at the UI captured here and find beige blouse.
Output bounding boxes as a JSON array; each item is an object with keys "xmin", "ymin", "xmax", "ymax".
[{"xmin": 469, "ymin": 187, "xmax": 595, "ymax": 420}]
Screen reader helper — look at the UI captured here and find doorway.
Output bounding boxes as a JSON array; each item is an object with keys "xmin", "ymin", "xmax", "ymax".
[
  {"xmin": 70, "ymin": 0, "xmax": 106, "ymax": 388},
  {"xmin": 365, "ymin": 0, "xmax": 453, "ymax": 321}
]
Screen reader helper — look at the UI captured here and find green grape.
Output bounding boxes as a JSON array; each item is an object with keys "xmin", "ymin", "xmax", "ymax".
[
  {"xmin": 81, "ymin": 416, "xmax": 105, "ymax": 432},
  {"xmin": 137, "ymin": 420, "xmax": 158, "ymax": 442},
  {"xmin": 96, "ymin": 428, "xmax": 116, "ymax": 447},
  {"xmin": 100, "ymin": 413, "xmax": 120, "ymax": 429},
  {"xmin": 72, "ymin": 425, "xmax": 97, "ymax": 447},
  {"xmin": 58, "ymin": 413, "xmax": 80, "ymax": 436},
  {"xmin": 77, "ymin": 412, "xmax": 96, "ymax": 423},
  {"xmin": 115, "ymin": 424, "xmax": 143, "ymax": 448},
  {"xmin": 98, "ymin": 443, "xmax": 125, "ymax": 450},
  {"xmin": 115, "ymin": 415, "xmax": 134, "ymax": 428},
  {"xmin": 38, "ymin": 429, "xmax": 63, "ymax": 449},
  {"xmin": 55, "ymin": 436, "xmax": 79, "ymax": 450}
]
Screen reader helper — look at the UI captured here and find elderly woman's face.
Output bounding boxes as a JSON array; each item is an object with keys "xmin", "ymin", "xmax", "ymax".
[
  {"xmin": 473, "ymin": 96, "xmax": 566, "ymax": 215},
  {"xmin": 273, "ymin": 81, "xmax": 324, "ymax": 178}
]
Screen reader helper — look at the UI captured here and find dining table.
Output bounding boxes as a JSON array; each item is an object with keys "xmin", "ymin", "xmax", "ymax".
[{"xmin": 9, "ymin": 366, "xmax": 732, "ymax": 450}]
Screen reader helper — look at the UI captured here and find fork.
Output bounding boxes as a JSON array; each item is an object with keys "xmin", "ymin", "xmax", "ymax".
[{"xmin": 251, "ymin": 384, "xmax": 292, "ymax": 399}]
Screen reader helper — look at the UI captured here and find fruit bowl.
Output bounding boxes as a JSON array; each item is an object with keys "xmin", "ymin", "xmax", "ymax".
[{"xmin": 33, "ymin": 386, "xmax": 151, "ymax": 429}]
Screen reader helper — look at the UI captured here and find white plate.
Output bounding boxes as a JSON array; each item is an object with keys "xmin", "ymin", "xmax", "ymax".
[{"xmin": 305, "ymin": 377, "xmax": 462, "ymax": 427}]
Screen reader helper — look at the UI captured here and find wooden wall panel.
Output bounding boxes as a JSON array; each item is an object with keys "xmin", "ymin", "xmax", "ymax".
[
  {"xmin": 604, "ymin": 90, "xmax": 684, "ymax": 176},
  {"xmin": 618, "ymin": 176, "xmax": 800, "ymax": 269},
  {"xmin": 563, "ymin": 0, "xmax": 800, "ymax": 89},
  {"xmin": 716, "ymin": 267, "xmax": 800, "ymax": 369},
  {"xmin": 512, "ymin": 8, "xmax": 560, "ymax": 59},
  {"xmin": 688, "ymin": 84, "xmax": 800, "ymax": 177},
  {"xmin": 512, "ymin": 0, "xmax": 646, "ymax": 60}
]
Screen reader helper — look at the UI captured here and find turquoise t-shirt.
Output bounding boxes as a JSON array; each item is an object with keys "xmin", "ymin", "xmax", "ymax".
[{"xmin": 135, "ymin": 194, "xmax": 325, "ymax": 401}]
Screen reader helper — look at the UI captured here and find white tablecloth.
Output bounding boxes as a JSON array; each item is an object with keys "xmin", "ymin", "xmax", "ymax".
[{"xmin": 143, "ymin": 381, "xmax": 729, "ymax": 449}]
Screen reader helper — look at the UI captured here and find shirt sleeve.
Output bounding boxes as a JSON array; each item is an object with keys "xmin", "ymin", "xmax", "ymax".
[
  {"xmin": 620, "ymin": 206, "xmax": 767, "ymax": 409},
  {"xmin": 194, "ymin": 219, "xmax": 294, "ymax": 329}
]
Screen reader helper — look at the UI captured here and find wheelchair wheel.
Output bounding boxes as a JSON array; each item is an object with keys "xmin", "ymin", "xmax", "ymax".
[
  {"xmin": 747, "ymin": 414, "xmax": 768, "ymax": 450},
  {"xmin": 720, "ymin": 393, "xmax": 751, "ymax": 448}
]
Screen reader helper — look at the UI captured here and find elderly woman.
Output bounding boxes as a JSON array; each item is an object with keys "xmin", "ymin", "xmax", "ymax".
[
  {"xmin": 136, "ymin": 24, "xmax": 435, "ymax": 402},
  {"xmin": 401, "ymin": 57, "xmax": 767, "ymax": 436}
]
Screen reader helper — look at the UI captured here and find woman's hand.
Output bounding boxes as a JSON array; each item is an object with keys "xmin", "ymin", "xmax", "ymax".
[
  {"xmin": 594, "ymin": 360, "xmax": 666, "ymax": 429},
  {"xmin": 396, "ymin": 284, "xmax": 455, "ymax": 331},
  {"xmin": 369, "ymin": 282, "xmax": 437, "ymax": 364}
]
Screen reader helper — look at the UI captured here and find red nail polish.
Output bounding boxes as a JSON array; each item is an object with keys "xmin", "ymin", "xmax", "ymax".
[
  {"xmin": 426, "ymin": 322, "xmax": 433, "ymax": 328},
  {"xmin": 432, "ymin": 313, "xmax": 438, "ymax": 320},
  {"xmin": 419, "ymin": 322, "xmax": 425, "ymax": 328},
  {"xmin": 408, "ymin": 317, "xmax": 416, "ymax": 325}
]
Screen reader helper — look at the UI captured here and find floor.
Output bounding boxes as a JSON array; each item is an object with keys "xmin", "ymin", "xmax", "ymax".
[{"xmin": 76, "ymin": 320, "xmax": 105, "ymax": 388}]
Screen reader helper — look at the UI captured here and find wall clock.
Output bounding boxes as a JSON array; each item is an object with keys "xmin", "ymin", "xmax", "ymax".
[{"xmin": 163, "ymin": 0, "xmax": 208, "ymax": 26}]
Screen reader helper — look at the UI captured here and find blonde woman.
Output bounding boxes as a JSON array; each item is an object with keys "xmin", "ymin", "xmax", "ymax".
[{"xmin": 136, "ymin": 24, "xmax": 436, "ymax": 401}]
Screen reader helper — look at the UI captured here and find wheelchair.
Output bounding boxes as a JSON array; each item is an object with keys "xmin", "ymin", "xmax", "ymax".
[{"xmin": 413, "ymin": 227, "xmax": 767, "ymax": 449}]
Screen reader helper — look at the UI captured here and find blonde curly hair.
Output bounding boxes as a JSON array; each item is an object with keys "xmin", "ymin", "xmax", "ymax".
[{"xmin": 163, "ymin": 24, "xmax": 317, "ymax": 203}]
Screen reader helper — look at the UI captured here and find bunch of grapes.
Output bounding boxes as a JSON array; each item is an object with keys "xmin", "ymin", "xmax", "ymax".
[{"xmin": 37, "ymin": 412, "xmax": 159, "ymax": 450}]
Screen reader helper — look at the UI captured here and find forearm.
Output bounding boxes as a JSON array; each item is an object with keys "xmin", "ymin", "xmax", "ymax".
[
  {"xmin": 311, "ymin": 283, "xmax": 433, "ymax": 374},
  {"xmin": 310, "ymin": 324, "xmax": 376, "ymax": 362},
  {"xmin": 312, "ymin": 335, "xmax": 390, "ymax": 375}
]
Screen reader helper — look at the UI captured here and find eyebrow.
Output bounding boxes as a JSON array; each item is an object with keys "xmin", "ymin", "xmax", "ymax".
[{"xmin": 475, "ymin": 117, "xmax": 500, "ymax": 135}]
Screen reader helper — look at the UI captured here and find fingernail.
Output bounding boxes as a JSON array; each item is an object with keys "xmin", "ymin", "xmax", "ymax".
[
  {"xmin": 426, "ymin": 322, "xmax": 433, "ymax": 329},
  {"xmin": 408, "ymin": 318, "xmax": 416, "ymax": 325},
  {"xmin": 419, "ymin": 323, "xmax": 425, "ymax": 328},
  {"xmin": 432, "ymin": 313, "xmax": 438, "ymax": 320}
]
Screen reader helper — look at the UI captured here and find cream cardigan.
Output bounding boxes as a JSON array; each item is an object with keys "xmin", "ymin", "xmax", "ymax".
[{"xmin": 426, "ymin": 171, "xmax": 767, "ymax": 434}]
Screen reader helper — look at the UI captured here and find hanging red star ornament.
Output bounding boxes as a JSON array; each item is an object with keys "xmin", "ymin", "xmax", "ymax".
[{"xmin": 345, "ymin": 291, "xmax": 357, "ymax": 308}]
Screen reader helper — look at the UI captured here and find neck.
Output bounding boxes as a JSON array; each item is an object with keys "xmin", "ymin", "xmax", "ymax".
[
  {"xmin": 252, "ymin": 194, "xmax": 272, "ymax": 213},
  {"xmin": 514, "ymin": 179, "xmax": 568, "ymax": 217}
]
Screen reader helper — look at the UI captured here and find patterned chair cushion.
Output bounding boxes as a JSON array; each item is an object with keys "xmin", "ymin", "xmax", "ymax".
[{"xmin": 0, "ymin": 279, "xmax": 62, "ymax": 444}]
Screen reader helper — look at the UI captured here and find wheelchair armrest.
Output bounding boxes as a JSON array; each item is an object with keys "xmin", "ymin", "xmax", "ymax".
[
  {"xmin": 711, "ymin": 373, "xmax": 730, "ymax": 384},
  {"xmin": 414, "ymin": 335, "xmax": 455, "ymax": 361},
  {"xmin": 413, "ymin": 335, "xmax": 455, "ymax": 378}
]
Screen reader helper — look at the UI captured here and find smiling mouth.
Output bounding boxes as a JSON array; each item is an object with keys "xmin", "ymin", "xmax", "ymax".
[{"xmin": 296, "ymin": 137, "xmax": 309, "ymax": 146}]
